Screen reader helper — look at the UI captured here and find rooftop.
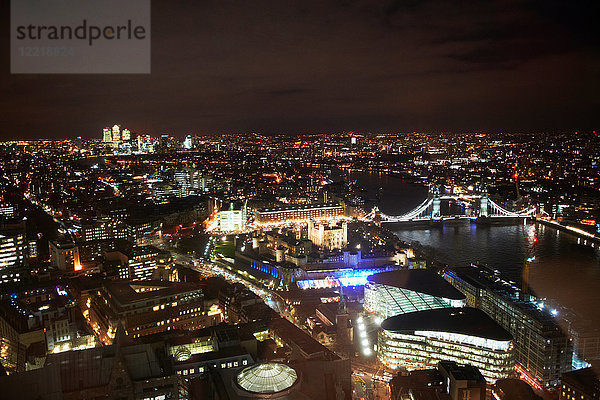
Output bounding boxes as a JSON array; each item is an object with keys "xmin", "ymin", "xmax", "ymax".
[
  {"xmin": 257, "ymin": 203, "xmax": 342, "ymax": 213},
  {"xmin": 561, "ymin": 367, "xmax": 600, "ymax": 395},
  {"xmin": 381, "ymin": 307, "xmax": 512, "ymax": 341},
  {"xmin": 125, "ymin": 245, "xmax": 162, "ymax": 258},
  {"xmin": 448, "ymin": 266, "xmax": 564, "ymax": 326},
  {"xmin": 367, "ymin": 269, "xmax": 466, "ymax": 300},
  {"xmin": 493, "ymin": 378, "xmax": 542, "ymax": 399},
  {"xmin": 236, "ymin": 362, "xmax": 298, "ymax": 394},
  {"xmin": 104, "ymin": 280, "xmax": 203, "ymax": 306},
  {"xmin": 438, "ymin": 360, "xmax": 485, "ymax": 382}
]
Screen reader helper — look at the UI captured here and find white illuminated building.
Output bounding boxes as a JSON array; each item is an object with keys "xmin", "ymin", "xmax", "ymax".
[
  {"xmin": 254, "ymin": 203, "xmax": 344, "ymax": 226},
  {"xmin": 111, "ymin": 124, "xmax": 121, "ymax": 143},
  {"xmin": 102, "ymin": 128, "xmax": 112, "ymax": 143},
  {"xmin": 183, "ymin": 135, "xmax": 193, "ymax": 149},
  {"xmin": 0, "ymin": 231, "xmax": 26, "ymax": 270},
  {"xmin": 378, "ymin": 307, "xmax": 514, "ymax": 384},
  {"xmin": 218, "ymin": 201, "xmax": 247, "ymax": 232},
  {"xmin": 308, "ymin": 220, "xmax": 347, "ymax": 250}
]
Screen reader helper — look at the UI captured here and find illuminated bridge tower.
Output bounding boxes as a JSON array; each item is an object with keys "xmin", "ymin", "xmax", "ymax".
[
  {"xmin": 431, "ymin": 185, "xmax": 441, "ymax": 219},
  {"xmin": 479, "ymin": 185, "xmax": 489, "ymax": 217},
  {"xmin": 373, "ymin": 205, "xmax": 382, "ymax": 226}
]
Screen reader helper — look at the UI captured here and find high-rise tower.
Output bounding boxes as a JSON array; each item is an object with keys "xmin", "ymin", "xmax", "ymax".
[
  {"xmin": 112, "ymin": 124, "xmax": 121, "ymax": 143},
  {"xmin": 102, "ymin": 128, "xmax": 112, "ymax": 143}
]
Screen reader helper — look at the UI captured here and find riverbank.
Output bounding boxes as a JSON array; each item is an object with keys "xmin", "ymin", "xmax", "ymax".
[{"xmin": 536, "ymin": 218, "xmax": 600, "ymax": 247}]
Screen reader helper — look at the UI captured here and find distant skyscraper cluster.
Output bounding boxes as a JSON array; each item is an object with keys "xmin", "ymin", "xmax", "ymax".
[
  {"xmin": 102, "ymin": 124, "xmax": 152, "ymax": 154},
  {"xmin": 101, "ymin": 125, "xmax": 201, "ymax": 154}
]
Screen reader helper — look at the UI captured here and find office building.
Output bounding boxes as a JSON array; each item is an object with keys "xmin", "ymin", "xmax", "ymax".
[
  {"xmin": 378, "ymin": 307, "xmax": 514, "ymax": 384},
  {"xmin": 183, "ymin": 134, "xmax": 193, "ymax": 149},
  {"xmin": 0, "ymin": 230, "xmax": 27, "ymax": 270},
  {"xmin": 559, "ymin": 367, "xmax": 600, "ymax": 400},
  {"xmin": 444, "ymin": 267, "xmax": 573, "ymax": 387},
  {"xmin": 78, "ymin": 218, "xmax": 129, "ymax": 242},
  {"xmin": 86, "ymin": 280, "xmax": 221, "ymax": 344},
  {"xmin": 0, "ymin": 342, "xmax": 179, "ymax": 399},
  {"xmin": 174, "ymin": 169, "xmax": 192, "ymax": 196},
  {"xmin": 102, "ymin": 127, "xmax": 112, "ymax": 143},
  {"xmin": 0, "ymin": 299, "xmax": 45, "ymax": 373},
  {"xmin": 0, "ymin": 202, "xmax": 16, "ymax": 218},
  {"xmin": 105, "ymin": 245, "xmax": 166, "ymax": 280},
  {"xmin": 218, "ymin": 201, "xmax": 247, "ymax": 232},
  {"xmin": 49, "ymin": 240, "xmax": 81, "ymax": 271},
  {"xmin": 364, "ymin": 269, "xmax": 466, "ymax": 319},
  {"xmin": 438, "ymin": 361, "xmax": 487, "ymax": 400},
  {"xmin": 254, "ymin": 203, "xmax": 344, "ymax": 225},
  {"xmin": 390, "ymin": 362, "xmax": 487, "ymax": 400},
  {"xmin": 111, "ymin": 124, "xmax": 120, "ymax": 143},
  {"xmin": 136, "ymin": 134, "xmax": 154, "ymax": 153}
]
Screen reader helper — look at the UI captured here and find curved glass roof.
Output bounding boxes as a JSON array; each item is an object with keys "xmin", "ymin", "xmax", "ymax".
[
  {"xmin": 367, "ymin": 270, "xmax": 466, "ymax": 300},
  {"xmin": 237, "ymin": 362, "xmax": 298, "ymax": 394}
]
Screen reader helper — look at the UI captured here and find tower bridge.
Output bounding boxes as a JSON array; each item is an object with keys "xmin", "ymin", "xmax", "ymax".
[{"xmin": 364, "ymin": 185, "xmax": 535, "ymax": 223}]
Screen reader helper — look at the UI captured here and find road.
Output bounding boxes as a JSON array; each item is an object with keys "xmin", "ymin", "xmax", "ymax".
[{"xmin": 172, "ymin": 242, "xmax": 392, "ymax": 399}]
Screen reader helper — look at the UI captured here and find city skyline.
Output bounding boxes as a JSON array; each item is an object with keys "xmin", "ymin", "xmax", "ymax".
[
  {"xmin": 1, "ymin": 2, "xmax": 600, "ymax": 399},
  {"xmin": 0, "ymin": 121, "xmax": 599, "ymax": 398}
]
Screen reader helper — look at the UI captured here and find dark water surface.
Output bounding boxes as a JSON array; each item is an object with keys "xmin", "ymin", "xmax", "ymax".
[{"xmin": 347, "ymin": 171, "xmax": 600, "ymax": 323}]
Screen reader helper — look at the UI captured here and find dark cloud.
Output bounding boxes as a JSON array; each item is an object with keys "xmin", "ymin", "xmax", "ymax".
[
  {"xmin": 0, "ymin": 0, "xmax": 598, "ymax": 139},
  {"xmin": 270, "ymin": 88, "xmax": 311, "ymax": 97}
]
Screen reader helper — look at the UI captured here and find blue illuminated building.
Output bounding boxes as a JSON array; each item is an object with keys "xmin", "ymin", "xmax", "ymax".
[{"xmin": 249, "ymin": 259, "xmax": 281, "ymax": 279}]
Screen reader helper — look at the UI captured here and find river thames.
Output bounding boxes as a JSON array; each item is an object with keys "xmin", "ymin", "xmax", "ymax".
[{"xmin": 347, "ymin": 171, "xmax": 600, "ymax": 325}]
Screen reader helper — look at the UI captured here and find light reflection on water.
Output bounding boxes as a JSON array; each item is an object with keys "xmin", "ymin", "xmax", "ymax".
[{"xmin": 349, "ymin": 171, "xmax": 600, "ymax": 323}]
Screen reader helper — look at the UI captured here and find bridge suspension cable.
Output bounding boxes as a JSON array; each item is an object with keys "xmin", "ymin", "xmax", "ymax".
[
  {"xmin": 488, "ymin": 199, "xmax": 535, "ymax": 217},
  {"xmin": 363, "ymin": 193, "xmax": 534, "ymax": 223},
  {"xmin": 378, "ymin": 198, "xmax": 433, "ymax": 222}
]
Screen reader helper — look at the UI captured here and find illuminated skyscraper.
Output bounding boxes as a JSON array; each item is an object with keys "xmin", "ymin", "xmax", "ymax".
[
  {"xmin": 111, "ymin": 124, "xmax": 121, "ymax": 143},
  {"xmin": 122, "ymin": 128, "xmax": 131, "ymax": 141},
  {"xmin": 102, "ymin": 128, "xmax": 112, "ymax": 143},
  {"xmin": 183, "ymin": 135, "xmax": 193, "ymax": 149}
]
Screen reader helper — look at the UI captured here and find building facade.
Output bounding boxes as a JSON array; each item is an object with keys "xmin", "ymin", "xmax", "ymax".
[
  {"xmin": 444, "ymin": 267, "xmax": 573, "ymax": 387},
  {"xmin": 86, "ymin": 281, "xmax": 221, "ymax": 345},
  {"xmin": 0, "ymin": 230, "xmax": 26, "ymax": 270},
  {"xmin": 49, "ymin": 240, "xmax": 81, "ymax": 271},
  {"xmin": 308, "ymin": 220, "xmax": 348, "ymax": 250},
  {"xmin": 559, "ymin": 368, "xmax": 600, "ymax": 400},
  {"xmin": 378, "ymin": 307, "xmax": 514, "ymax": 384},
  {"xmin": 254, "ymin": 203, "xmax": 344, "ymax": 225},
  {"xmin": 218, "ymin": 201, "xmax": 247, "ymax": 232}
]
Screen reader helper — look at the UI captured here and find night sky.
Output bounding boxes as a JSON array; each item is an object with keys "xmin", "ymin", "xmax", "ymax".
[{"xmin": 1, "ymin": 0, "xmax": 599, "ymax": 139}]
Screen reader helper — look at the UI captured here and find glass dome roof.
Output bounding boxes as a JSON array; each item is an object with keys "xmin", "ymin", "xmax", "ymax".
[{"xmin": 236, "ymin": 362, "xmax": 298, "ymax": 394}]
